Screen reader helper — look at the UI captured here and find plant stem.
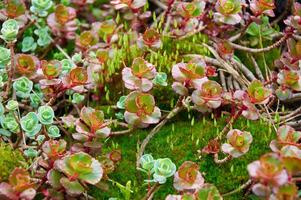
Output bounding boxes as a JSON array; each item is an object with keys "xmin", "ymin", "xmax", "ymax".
[
  {"xmin": 214, "ymin": 154, "xmax": 232, "ymax": 164},
  {"xmin": 136, "ymin": 97, "xmax": 183, "ymax": 168},
  {"xmin": 222, "ymin": 179, "xmax": 252, "ymax": 197},
  {"xmin": 143, "ymin": 183, "xmax": 160, "ymax": 200},
  {"xmin": 4, "ymin": 42, "xmax": 15, "ymax": 100}
]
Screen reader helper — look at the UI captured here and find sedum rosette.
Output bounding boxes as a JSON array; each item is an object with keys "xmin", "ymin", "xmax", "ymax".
[
  {"xmin": 153, "ymin": 158, "xmax": 176, "ymax": 184},
  {"xmin": 55, "ymin": 152, "xmax": 103, "ymax": 185},
  {"xmin": 172, "ymin": 60, "xmax": 207, "ymax": 96},
  {"xmin": 74, "ymin": 107, "xmax": 111, "ymax": 141},
  {"xmin": 37, "ymin": 105, "xmax": 55, "ymax": 125},
  {"xmin": 122, "ymin": 57, "xmax": 157, "ymax": 92},
  {"xmin": 247, "ymin": 153, "xmax": 289, "ymax": 197},
  {"xmin": 173, "ymin": 161, "xmax": 204, "ymax": 193},
  {"xmin": 124, "ymin": 91, "xmax": 161, "ymax": 127},
  {"xmin": 20, "ymin": 112, "xmax": 42, "ymax": 138},
  {"xmin": 0, "ymin": 19, "xmax": 19, "ymax": 42},
  {"xmin": 13, "ymin": 76, "xmax": 33, "ymax": 98},
  {"xmin": 221, "ymin": 129, "xmax": 253, "ymax": 158},
  {"xmin": 191, "ymin": 80, "xmax": 223, "ymax": 112},
  {"xmin": 214, "ymin": 0, "xmax": 242, "ymax": 25}
]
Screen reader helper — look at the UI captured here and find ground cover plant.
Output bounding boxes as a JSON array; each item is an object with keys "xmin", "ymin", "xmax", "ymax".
[{"xmin": 1, "ymin": 0, "xmax": 301, "ymax": 199}]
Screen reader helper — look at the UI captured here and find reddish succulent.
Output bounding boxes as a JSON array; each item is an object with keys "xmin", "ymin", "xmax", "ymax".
[
  {"xmin": 47, "ymin": 4, "xmax": 77, "ymax": 40},
  {"xmin": 173, "ymin": 161, "xmax": 204, "ymax": 193},
  {"xmin": 250, "ymin": 0, "xmax": 275, "ymax": 17},
  {"xmin": 122, "ymin": 57, "xmax": 157, "ymax": 92},
  {"xmin": 16, "ymin": 54, "xmax": 40, "ymax": 76}
]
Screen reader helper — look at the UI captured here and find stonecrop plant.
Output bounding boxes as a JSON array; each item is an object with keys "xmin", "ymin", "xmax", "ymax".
[{"xmin": 1, "ymin": 0, "xmax": 301, "ymax": 199}]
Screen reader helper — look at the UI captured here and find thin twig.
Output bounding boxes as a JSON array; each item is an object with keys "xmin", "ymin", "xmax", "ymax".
[
  {"xmin": 222, "ymin": 180, "xmax": 252, "ymax": 197},
  {"xmin": 229, "ymin": 35, "xmax": 289, "ymax": 53},
  {"xmin": 214, "ymin": 154, "xmax": 232, "ymax": 164},
  {"xmin": 249, "ymin": 55, "xmax": 265, "ymax": 81},
  {"xmin": 136, "ymin": 97, "xmax": 183, "ymax": 168}
]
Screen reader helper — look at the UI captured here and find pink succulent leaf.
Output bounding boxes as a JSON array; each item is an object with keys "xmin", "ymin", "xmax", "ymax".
[
  {"xmin": 0, "ymin": 183, "xmax": 18, "ymax": 200},
  {"xmin": 252, "ymin": 183, "xmax": 271, "ymax": 197},
  {"xmin": 172, "ymin": 82, "xmax": 189, "ymax": 96},
  {"xmin": 214, "ymin": 13, "xmax": 242, "ymax": 25}
]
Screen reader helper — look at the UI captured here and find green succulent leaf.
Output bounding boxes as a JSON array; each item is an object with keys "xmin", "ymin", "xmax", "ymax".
[
  {"xmin": 21, "ymin": 37, "xmax": 37, "ymax": 52},
  {"xmin": 13, "ymin": 77, "xmax": 33, "ymax": 98},
  {"xmin": 47, "ymin": 125, "xmax": 61, "ymax": 138},
  {"xmin": 38, "ymin": 105, "xmax": 55, "ymax": 125},
  {"xmin": 20, "ymin": 112, "xmax": 42, "ymax": 138},
  {"xmin": 0, "ymin": 19, "xmax": 19, "ymax": 42},
  {"xmin": 6, "ymin": 100, "xmax": 18, "ymax": 111}
]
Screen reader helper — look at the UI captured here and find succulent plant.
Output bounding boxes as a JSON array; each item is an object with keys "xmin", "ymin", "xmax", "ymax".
[
  {"xmin": 172, "ymin": 61, "xmax": 207, "ymax": 96},
  {"xmin": 280, "ymin": 145, "xmax": 301, "ymax": 174},
  {"xmin": 20, "ymin": 112, "xmax": 42, "ymax": 138},
  {"xmin": 270, "ymin": 125, "xmax": 301, "ymax": 152},
  {"xmin": 247, "ymin": 80, "xmax": 272, "ymax": 104},
  {"xmin": 233, "ymin": 90, "xmax": 260, "ymax": 120},
  {"xmin": 76, "ymin": 31, "xmax": 98, "ymax": 50},
  {"xmin": 250, "ymin": 0, "xmax": 275, "ymax": 17},
  {"xmin": 30, "ymin": 0, "xmax": 54, "ymax": 17},
  {"xmin": 47, "ymin": 4, "xmax": 77, "ymax": 40},
  {"xmin": 42, "ymin": 139, "xmax": 67, "ymax": 160},
  {"xmin": 5, "ymin": 100, "xmax": 18, "ymax": 111},
  {"xmin": 214, "ymin": 0, "xmax": 242, "ymax": 25},
  {"xmin": 16, "ymin": 54, "xmax": 40, "ymax": 75},
  {"xmin": 41, "ymin": 60, "xmax": 62, "ymax": 79},
  {"xmin": 0, "ymin": 168, "xmax": 36, "ymax": 200},
  {"xmin": 191, "ymin": 80, "xmax": 223, "ymax": 112},
  {"xmin": 71, "ymin": 93, "xmax": 85, "ymax": 104},
  {"xmin": 24, "ymin": 148, "xmax": 38, "ymax": 157},
  {"xmin": 92, "ymin": 19, "xmax": 117, "ymax": 43},
  {"xmin": 153, "ymin": 158, "xmax": 176, "ymax": 184},
  {"xmin": 176, "ymin": 1, "xmax": 206, "ymax": 19},
  {"xmin": 111, "ymin": 0, "xmax": 147, "ymax": 10},
  {"xmin": 61, "ymin": 59, "xmax": 74, "ymax": 75},
  {"xmin": 221, "ymin": 129, "xmax": 253, "ymax": 158},
  {"xmin": 5, "ymin": 0, "xmax": 27, "ymax": 19},
  {"xmin": 21, "ymin": 37, "xmax": 37, "ymax": 53},
  {"xmin": 55, "ymin": 152, "xmax": 103, "ymax": 184},
  {"xmin": 75, "ymin": 107, "xmax": 110, "ymax": 140},
  {"xmin": 37, "ymin": 105, "xmax": 55, "ymax": 125},
  {"xmin": 124, "ymin": 91, "xmax": 161, "ymax": 127},
  {"xmin": 285, "ymin": 3, "xmax": 301, "ymax": 33},
  {"xmin": 13, "ymin": 77, "xmax": 33, "ymax": 98},
  {"xmin": 0, "ymin": 114, "xmax": 20, "ymax": 133},
  {"xmin": 34, "ymin": 27, "xmax": 52, "ymax": 47},
  {"xmin": 139, "ymin": 154, "xmax": 155, "ymax": 171},
  {"xmin": 47, "ymin": 125, "xmax": 61, "ymax": 138},
  {"xmin": 122, "ymin": 57, "xmax": 157, "ymax": 92},
  {"xmin": 137, "ymin": 29, "xmax": 162, "ymax": 49},
  {"xmin": 0, "ymin": 46, "xmax": 11, "ymax": 69},
  {"xmin": 67, "ymin": 67, "xmax": 88, "ymax": 87},
  {"xmin": 196, "ymin": 184, "xmax": 223, "ymax": 200},
  {"xmin": 173, "ymin": 161, "xmax": 204, "ymax": 193},
  {"xmin": 277, "ymin": 70, "xmax": 301, "ymax": 92},
  {"xmin": 248, "ymin": 153, "xmax": 289, "ymax": 197},
  {"xmin": 0, "ymin": 19, "xmax": 19, "ymax": 42}
]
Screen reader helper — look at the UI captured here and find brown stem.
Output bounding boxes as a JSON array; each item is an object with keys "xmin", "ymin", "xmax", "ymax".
[
  {"xmin": 229, "ymin": 35, "xmax": 289, "ymax": 53},
  {"xmin": 222, "ymin": 179, "xmax": 252, "ymax": 197},
  {"xmin": 136, "ymin": 97, "xmax": 183, "ymax": 168},
  {"xmin": 110, "ymin": 128, "xmax": 134, "ymax": 136},
  {"xmin": 143, "ymin": 183, "xmax": 160, "ymax": 200},
  {"xmin": 214, "ymin": 154, "xmax": 232, "ymax": 164},
  {"xmin": 4, "ymin": 43, "xmax": 15, "ymax": 100}
]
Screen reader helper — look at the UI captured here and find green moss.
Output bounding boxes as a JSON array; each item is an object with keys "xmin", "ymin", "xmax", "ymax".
[
  {"xmin": 89, "ymin": 115, "xmax": 275, "ymax": 199},
  {"xmin": 0, "ymin": 143, "xmax": 27, "ymax": 181}
]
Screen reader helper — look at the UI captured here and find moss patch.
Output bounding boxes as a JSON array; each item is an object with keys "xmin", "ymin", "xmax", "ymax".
[
  {"xmin": 90, "ymin": 115, "xmax": 275, "ymax": 200},
  {"xmin": 0, "ymin": 143, "xmax": 27, "ymax": 181}
]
